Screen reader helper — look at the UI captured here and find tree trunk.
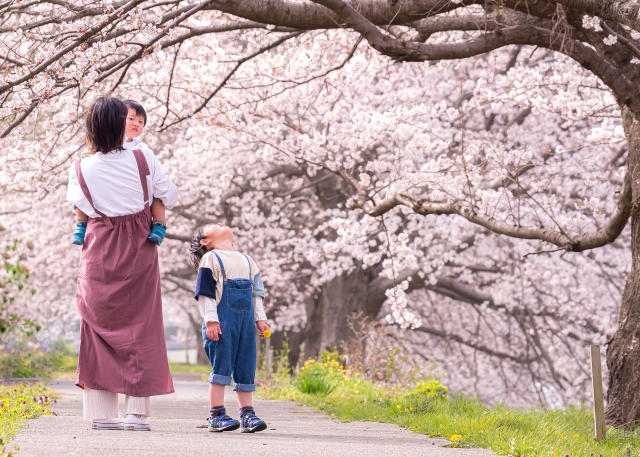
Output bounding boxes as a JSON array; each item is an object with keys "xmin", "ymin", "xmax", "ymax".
[
  {"xmin": 606, "ymin": 107, "xmax": 640, "ymax": 426},
  {"xmin": 300, "ymin": 265, "xmax": 385, "ymax": 361}
]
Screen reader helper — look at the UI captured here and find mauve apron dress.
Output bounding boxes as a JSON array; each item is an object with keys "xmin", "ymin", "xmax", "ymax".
[{"xmin": 74, "ymin": 149, "xmax": 174, "ymax": 397}]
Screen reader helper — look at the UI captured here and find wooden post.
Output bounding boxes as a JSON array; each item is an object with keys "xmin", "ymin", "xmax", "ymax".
[
  {"xmin": 184, "ymin": 333, "xmax": 190, "ymax": 365},
  {"xmin": 590, "ymin": 345, "xmax": 606, "ymax": 441},
  {"xmin": 265, "ymin": 336, "xmax": 272, "ymax": 376}
]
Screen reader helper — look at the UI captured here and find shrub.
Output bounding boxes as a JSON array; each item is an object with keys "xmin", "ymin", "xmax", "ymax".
[
  {"xmin": 0, "ymin": 345, "xmax": 70, "ymax": 380},
  {"xmin": 295, "ymin": 353, "xmax": 345, "ymax": 395},
  {"xmin": 409, "ymin": 380, "xmax": 448, "ymax": 399},
  {"xmin": 340, "ymin": 312, "xmax": 421, "ymax": 384},
  {"xmin": 296, "ymin": 370, "xmax": 338, "ymax": 395}
]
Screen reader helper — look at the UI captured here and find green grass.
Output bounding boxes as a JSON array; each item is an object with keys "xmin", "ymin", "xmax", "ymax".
[
  {"xmin": 54, "ymin": 359, "xmax": 211, "ymax": 379},
  {"xmin": 0, "ymin": 383, "xmax": 53, "ymax": 457},
  {"xmin": 257, "ymin": 365, "xmax": 640, "ymax": 457},
  {"xmin": 167, "ymin": 362, "xmax": 211, "ymax": 374},
  {"xmin": 0, "ymin": 351, "xmax": 69, "ymax": 380}
]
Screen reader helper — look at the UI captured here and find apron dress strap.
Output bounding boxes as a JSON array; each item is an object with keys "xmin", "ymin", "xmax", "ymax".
[
  {"xmin": 75, "ymin": 150, "xmax": 151, "ymax": 228},
  {"xmin": 211, "ymin": 251, "xmax": 227, "ymax": 283},
  {"xmin": 75, "ymin": 159, "xmax": 113, "ymax": 228},
  {"xmin": 132, "ymin": 149, "xmax": 150, "ymax": 211}
]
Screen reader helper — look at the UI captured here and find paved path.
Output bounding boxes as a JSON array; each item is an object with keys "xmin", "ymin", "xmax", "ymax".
[{"xmin": 11, "ymin": 376, "xmax": 496, "ymax": 457}]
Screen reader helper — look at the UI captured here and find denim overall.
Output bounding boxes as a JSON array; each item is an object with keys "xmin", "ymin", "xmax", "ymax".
[{"xmin": 202, "ymin": 252, "xmax": 256, "ymax": 392}]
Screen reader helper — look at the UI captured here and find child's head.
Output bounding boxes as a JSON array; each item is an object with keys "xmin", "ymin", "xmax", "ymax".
[
  {"xmin": 189, "ymin": 223, "xmax": 234, "ymax": 271},
  {"xmin": 123, "ymin": 100, "xmax": 147, "ymax": 140},
  {"xmin": 85, "ymin": 97, "xmax": 128, "ymax": 154}
]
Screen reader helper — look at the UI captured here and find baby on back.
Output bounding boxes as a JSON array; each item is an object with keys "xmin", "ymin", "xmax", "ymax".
[{"xmin": 72, "ymin": 100, "xmax": 168, "ymax": 245}]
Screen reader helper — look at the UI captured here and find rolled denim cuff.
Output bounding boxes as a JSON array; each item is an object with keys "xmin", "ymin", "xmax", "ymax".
[
  {"xmin": 208, "ymin": 374, "xmax": 232, "ymax": 386},
  {"xmin": 232, "ymin": 382, "xmax": 255, "ymax": 392}
]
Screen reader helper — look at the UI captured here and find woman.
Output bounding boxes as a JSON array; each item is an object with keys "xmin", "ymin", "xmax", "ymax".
[{"xmin": 66, "ymin": 97, "xmax": 177, "ymax": 431}]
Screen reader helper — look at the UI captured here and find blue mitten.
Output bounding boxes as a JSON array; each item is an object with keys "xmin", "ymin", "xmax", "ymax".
[
  {"xmin": 148, "ymin": 224, "xmax": 166, "ymax": 245},
  {"xmin": 72, "ymin": 223, "xmax": 87, "ymax": 245}
]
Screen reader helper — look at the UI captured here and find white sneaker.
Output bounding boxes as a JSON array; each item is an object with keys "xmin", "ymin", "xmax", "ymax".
[
  {"xmin": 124, "ymin": 414, "xmax": 151, "ymax": 431},
  {"xmin": 92, "ymin": 418, "xmax": 124, "ymax": 430}
]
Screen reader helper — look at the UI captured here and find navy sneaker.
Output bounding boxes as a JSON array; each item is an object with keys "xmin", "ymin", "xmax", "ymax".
[
  {"xmin": 240, "ymin": 411, "xmax": 267, "ymax": 433},
  {"xmin": 148, "ymin": 224, "xmax": 166, "ymax": 245},
  {"xmin": 208, "ymin": 410, "xmax": 240, "ymax": 432},
  {"xmin": 72, "ymin": 223, "xmax": 86, "ymax": 245}
]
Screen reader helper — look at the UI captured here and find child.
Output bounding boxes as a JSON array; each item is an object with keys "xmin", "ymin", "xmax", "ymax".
[
  {"xmin": 71, "ymin": 100, "xmax": 167, "ymax": 245},
  {"xmin": 190, "ymin": 223, "xmax": 270, "ymax": 433}
]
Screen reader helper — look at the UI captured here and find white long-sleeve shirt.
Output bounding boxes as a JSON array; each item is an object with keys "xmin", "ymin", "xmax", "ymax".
[
  {"xmin": 202, "ymin": 296, "xmax": 267, "ymax": 324},
  {"xmin": 66, "ymin": 144, "xmax": 178, "ymax": 218}
]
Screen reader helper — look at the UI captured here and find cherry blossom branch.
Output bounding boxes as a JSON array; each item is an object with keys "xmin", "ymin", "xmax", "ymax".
[
  {"xmin": 95, "ymin": 0, "xmax": 218, "ymax": 83},
  {"xmin": 310, "ymin": 0, "xmax": 640, "ymax": 111},
  {"xmin": 0, "ymin": 0, "xmax": 145, "ymax": 95},
  {"xmin": 601, "ymin": 20, "xmax": 640, "ymax": 58},
  {"xmin": 358, "ymin": 172, "xmax": 632, "ymax": 252},
  {"xmin": 0, "ymin": 101, "xmax": 37, "ymax": 138},
  {"xmin": 414, "ymin": 324, "xmax": 540, "ymax": 364},
  {"xmin": 556, "ymin": 0, "xmax": 640, "ymax": 33},
  {"xmin": 159, "ymin": 31, "xmax": 303, "ymax": 130}
]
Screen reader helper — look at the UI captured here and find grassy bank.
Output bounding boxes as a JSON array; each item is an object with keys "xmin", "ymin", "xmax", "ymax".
[
  {"xmin": 255, "ymin": 355, "xmax": 640, "ymax": 457},
  {"xmin": 0, "ymin": 384, "xmax": 53, "ymax": 457}
]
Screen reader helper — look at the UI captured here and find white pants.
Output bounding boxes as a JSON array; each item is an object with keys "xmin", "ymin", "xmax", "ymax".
[{"xmin": 83, "ymin": 386, "xmax": 150, "ymax": 420}]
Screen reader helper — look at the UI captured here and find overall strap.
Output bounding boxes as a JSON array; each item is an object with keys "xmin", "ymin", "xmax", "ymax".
[
  {"xmin": 211, "ymin": 251, "xmax": 227, "ymax": 282},
  {"xmin": 241, "ymin": 253, "xmax": 252, "ymax": 283},
  {"xmin": 75, "ymin": 159, "xmax": 113, "ymax": 227},
  {"xmin": 132, "ymin": 149, "xmax": 150, "ymax": 210}
]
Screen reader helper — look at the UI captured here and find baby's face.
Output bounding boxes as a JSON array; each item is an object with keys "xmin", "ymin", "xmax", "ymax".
[{"xmin": 125, "ymin": 108, "xmax": 145, "ymax": 140}]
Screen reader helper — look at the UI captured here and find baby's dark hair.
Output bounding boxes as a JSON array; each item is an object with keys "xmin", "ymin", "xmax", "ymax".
[
  {"xmin": 189, "ymin": 226, "xmax": 208, "ymax": 272},
  {"xmin": 123, "ymin": 99, "xmax": 147, "ymax": 125}
]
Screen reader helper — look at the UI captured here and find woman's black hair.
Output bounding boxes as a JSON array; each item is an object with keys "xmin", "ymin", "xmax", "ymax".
[
  {"xmin": 189, "ymin": 226, "xmax": 209, "ymax": 272},
  {"xmin": 123, "ymin": 99, "xmax": 147, "ymax": 126},
  {"xmin": 85, "ymin": 97, "xmax": 128, "ymax": 154}
]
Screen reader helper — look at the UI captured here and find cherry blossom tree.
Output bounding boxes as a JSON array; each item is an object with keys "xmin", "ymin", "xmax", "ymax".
[{"xmin": 0, "ymin": 0, "xmax": 638, "ymax": 423}]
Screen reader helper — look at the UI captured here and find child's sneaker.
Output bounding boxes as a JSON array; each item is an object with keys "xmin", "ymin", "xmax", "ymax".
[
  {"xmin": 124, "ymin": 414, "xmax": 151, "ymax": 431},
  {"xmin": 240, "ymin": 410, "xmax": 267, "ymax": 433},
  {"xmin": 148, "ymin": 224, "xmax": 166, "ymax": 245},
  {"xmin": 72, "ymin": 222, "xmax": 87, "ymax": 245},
  {"xmin": 208, "ymin": 410, "xmax": 240, "ymax": 432}
]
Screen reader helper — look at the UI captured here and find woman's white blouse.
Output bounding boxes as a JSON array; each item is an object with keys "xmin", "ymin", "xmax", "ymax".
[{"xmin": 66, "ymin": 143, "xmax": 178, "ymax": 218}]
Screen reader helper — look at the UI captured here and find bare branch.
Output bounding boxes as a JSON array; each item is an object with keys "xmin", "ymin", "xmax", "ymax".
[{"xmin": 208, "ymin": 0, "xmax": 465, "ymax": 30}]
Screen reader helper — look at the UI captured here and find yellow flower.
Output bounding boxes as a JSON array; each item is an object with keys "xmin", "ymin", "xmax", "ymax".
[
  {"xmin": 262, "ymin": 329, "xmax": 272, "ymax": 338},
  {"xmin": 409, "ymin": 407, "xmax": 414, "ymax": 411},
  {"xmin": 2, "ymin": 404, "xmax": 8, "ymax": 410},
  {"xmin": 450, "ymin": 434, "xmax": 462, "ymax": 442},
  {"xmin": 354, "ymin": 390, "xmax": 359, "ymax": 394},
  {"xmin": 396, "ymin": 404, "xmax": 401, "ymax": 409},
  {"xmin": 572, "ymin": 433, "xmax": 579, "ymax": 438}
]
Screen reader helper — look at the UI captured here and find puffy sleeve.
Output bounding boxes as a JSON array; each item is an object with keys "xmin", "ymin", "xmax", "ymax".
[
  {"xmin": 66, "ymin": 161, "xmax": 98, "ymax": 218},
  {"xmin": 142, "ymin": 147, "xmax": 178, "ymax": 209}
]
